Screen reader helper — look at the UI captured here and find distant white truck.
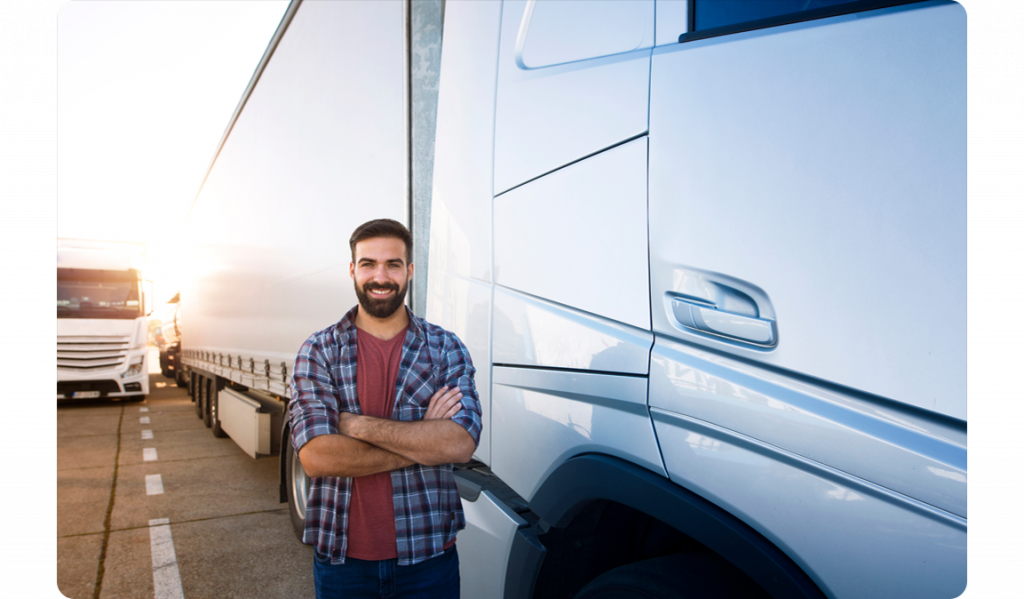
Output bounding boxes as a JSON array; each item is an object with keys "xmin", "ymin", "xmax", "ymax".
[
  {"xmin": 153, "ymin": 295, "xmax": 186, "ymax": 387},
  {"xmin": 57, "ymin": 239, "xmax": 150, "ymax": 401}
]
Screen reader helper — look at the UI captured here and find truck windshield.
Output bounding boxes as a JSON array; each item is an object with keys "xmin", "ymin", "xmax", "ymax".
[{"xmin": 57, "ymin": 268, "xmax": 143, "ymax": 319}]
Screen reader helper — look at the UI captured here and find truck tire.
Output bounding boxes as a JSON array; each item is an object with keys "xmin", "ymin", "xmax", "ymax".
[
  {"xmin": 210, "ymin": 388, "xmax": 227, "ymax": 438},
  {"xmin": 194, "ymin": 374, "xmax": 204, "ymax": 418},
  {"xmin": 202, "ymin": 378, "xmax": 213, "ymax": 428},
  {"xmin": 175, "ymin": 363, "xmax": 186, "ymax": 388},
  {"xmin": 285, "ymin": 436, "xmax": 310, "ymax": 542},
  {"xmin": 573, "ymin": 553, "xmax": 767, "ymax": 599}
]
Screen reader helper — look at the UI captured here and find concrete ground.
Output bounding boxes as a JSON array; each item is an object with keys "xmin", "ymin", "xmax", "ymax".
[{"xmin": 56, "ymin": 371, "xmax": 314, "ymax": 599}]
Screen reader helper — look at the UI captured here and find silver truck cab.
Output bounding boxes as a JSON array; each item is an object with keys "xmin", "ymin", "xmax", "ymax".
[{"xmin": 427, "ymin": 2, "xmax": 966, "ymax": 597}]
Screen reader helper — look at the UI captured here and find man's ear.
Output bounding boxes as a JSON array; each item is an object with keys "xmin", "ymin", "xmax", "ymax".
[
  {"xmin": 349, "ymin": 262, "xmax": 355, "ymax": 279},
  {"xmin": 407, "ymin": 262, "xmax": 414, "ymax": 282}
]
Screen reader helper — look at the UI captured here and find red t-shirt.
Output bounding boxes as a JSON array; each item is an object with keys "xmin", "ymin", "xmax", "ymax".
[{"xmin": 346, "ymin": 326, "xmax": 406, "ymax": 560}]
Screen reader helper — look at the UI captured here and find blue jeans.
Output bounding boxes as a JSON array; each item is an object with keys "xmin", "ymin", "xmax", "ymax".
[{"xmin": 314, "ymin": 545, "xmax": 460, "ymax": 599}]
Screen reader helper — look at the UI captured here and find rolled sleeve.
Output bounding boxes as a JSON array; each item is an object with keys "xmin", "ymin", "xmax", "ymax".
[
  {"xmin": 444, "ymin": 336, "xmax": 483, "ymax": 446},
  {"xmin": 289, "ymin": 337, "xmax": 341, "ymax": 453}
]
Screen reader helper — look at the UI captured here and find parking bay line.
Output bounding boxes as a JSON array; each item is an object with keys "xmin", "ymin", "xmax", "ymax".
[
  {"xmin": 140, "ymin": 416, "xmax": 150, "ymax": 424},
  {"xmin": 146, "ymin": 474, "xmax": 164, "ymax": 495},
  {"xmin": 143, "ymin": 448, "xmax": 158, "ymax": 462},
  {"xmin": 142, "ymin": 430, "xmax": 154, "ymax": 440},
  {"xmin": 148, "ymin": 518, "xmax": 185, "ymax": 599},
  {"xmin": 140, "ymin": 407, "xmax": 149, "ymax": 412}
]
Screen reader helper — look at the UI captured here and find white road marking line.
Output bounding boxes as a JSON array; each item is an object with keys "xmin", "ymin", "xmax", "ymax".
[
  {"xmin": 148, "ymin": 519, "xmax": 185, "ymax": 599},
  {"xmin": 140, "ymin": 416, "xmax": 151, "ymax": 424},
  {"xmin": 145, "ymin": 474, "xmax": 164, "ymax": 495},
  {"xmin": 142, "ymin": 430, "xmax": 154, "ymax": 440},
  {"xmin": 140, "ymin": 407, "xmax": 149, "ymax": 412},
  {"xmin": 143, "ymin": 448, "xmax": 158, "ymax": 462}
]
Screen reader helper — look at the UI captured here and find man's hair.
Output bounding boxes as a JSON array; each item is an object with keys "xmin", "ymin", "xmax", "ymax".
[{"xmin": 349, "ymin": 218, "xmax": 413, "ymax": 263}]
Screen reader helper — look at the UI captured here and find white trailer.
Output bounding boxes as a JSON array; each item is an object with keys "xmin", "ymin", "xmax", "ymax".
[
  {"xmin": 180, "ymin": 1, "xmax": 966, "ymax": 597},
  {"xmin": 57, "ymin": 239, "xmax": 150, "ymax": 401},
  {"xmin": 177, "ymin": 0, "xmax": 414, "ymax": 528}
]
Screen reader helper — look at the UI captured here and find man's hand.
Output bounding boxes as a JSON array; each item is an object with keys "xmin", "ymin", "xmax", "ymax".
[{"xmin": 424, "ymin": 386, "xmax": 463, "ymax": 420}]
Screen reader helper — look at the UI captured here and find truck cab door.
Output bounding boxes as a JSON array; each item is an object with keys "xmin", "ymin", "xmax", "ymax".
[
  {"xmin": 488, "ymin": 0, "xmax": 664, "ymax": 502},
  {"xmin": 646, "ymin": 2, "xmax": 967, "ymax": 597}
]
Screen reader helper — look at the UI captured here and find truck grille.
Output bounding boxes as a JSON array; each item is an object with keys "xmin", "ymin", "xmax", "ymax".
[{"xmin": 57, "ymin": 335, "xmax": 131, "ymax": 370}]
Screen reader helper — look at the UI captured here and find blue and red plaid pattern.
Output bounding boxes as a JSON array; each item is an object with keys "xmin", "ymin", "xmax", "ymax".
[{"xmin": 290, "ymin": 306, "xmax": 482, "ymax": 566}]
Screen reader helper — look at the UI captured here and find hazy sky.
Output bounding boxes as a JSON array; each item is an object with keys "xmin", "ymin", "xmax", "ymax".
[{"xmin": 57, "ymin": 0, "xmax": 289, "ymax": 303}]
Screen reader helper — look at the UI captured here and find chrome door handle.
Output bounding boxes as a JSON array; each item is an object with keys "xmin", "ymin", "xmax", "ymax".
[{"xmin": 671, "ymin": 299, "xmax": 776, "ymax": 346}]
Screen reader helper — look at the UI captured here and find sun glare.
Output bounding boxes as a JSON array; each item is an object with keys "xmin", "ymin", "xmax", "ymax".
[{"xmin": 57, "ymin": 0, "xmax": 289, "ymax": 308}]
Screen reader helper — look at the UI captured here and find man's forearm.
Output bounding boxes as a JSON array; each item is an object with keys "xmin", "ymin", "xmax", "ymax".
[
  {"xmin": 340, "ymin": 414, "xmax": 476, "ymax": 466},
  {"xmin": 298, "ymin": 432, "xmax": 414, "ymax": 478}
]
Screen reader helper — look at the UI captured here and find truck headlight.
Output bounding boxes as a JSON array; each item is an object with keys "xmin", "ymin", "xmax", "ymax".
[{"xmin": 121, "ymin": 356, "xmax": 144, "ymax": 379}]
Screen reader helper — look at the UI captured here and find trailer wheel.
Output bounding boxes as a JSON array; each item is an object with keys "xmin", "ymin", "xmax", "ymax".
[
  {"xmin": 573, "ymin": 553, "xmax": 766, "ymax": 599},
  {"xmin": 194, "ymin": 374, "xmax": 204, "ymax": 418},
  {"xmin": 285, "ymin": 438, "xmax": 309, "ymax": 542},
  {"xmin": 202, "ymin": 378, "xmax": 213, "ymax": 428},
  {"xmin": 210, "ymin": 388, "xmax": 227, "ymax": 438},
  {"xmin": 159, "ymin": 352, "xmax": 171, "ymax": 378},
  {"xmin": 175, "ymin": 365, "xmax": 186, "ymax": 388}
]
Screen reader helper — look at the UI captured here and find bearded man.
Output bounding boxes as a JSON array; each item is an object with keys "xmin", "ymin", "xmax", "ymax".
[{"xmin": 289, "ymin": 218, "xmax": 481, "ymax": 599}]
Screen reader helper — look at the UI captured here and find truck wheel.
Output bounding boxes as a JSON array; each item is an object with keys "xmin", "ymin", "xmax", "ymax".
[
  {"xmin": 194, "ymin": 374, "xmax": 204, "ymax": 418},
  {"xmin": 573, "ymin": 553, "xmax": 766, "ymax": 599},
  {"xmin": 202, "ymin": 378, "xmax": 213, "ymax": 428},
  {"xmin": 175, "ymin": 366, "xmax": 186, "ymax": 388},
  {"xmin": 285, "ymin": 437, "xmax": 309, "ymax": 542},
  {"xmin": 210, "ymin": 388, "xmax": 227, "ymax": 438}
]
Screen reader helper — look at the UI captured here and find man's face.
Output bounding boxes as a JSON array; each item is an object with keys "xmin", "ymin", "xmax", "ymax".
[{"xmin": 350, "ymin": 237, "xmax": 413, "ymax": 319}]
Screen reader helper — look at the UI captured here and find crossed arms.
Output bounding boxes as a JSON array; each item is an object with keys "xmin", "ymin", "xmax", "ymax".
[{"xmin": 298, "ymin": 386, "xmax": 477, "ymax": 478}]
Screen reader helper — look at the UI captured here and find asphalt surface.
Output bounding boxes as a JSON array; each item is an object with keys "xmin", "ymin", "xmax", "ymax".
[{"xmin": 56, "ymin": 371, "xmax": 314, "ymax": 599}]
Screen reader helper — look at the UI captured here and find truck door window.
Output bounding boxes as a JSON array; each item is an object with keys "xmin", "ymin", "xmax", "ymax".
[
  {"xmin": 684, "ymin": 0, "xmax": 920, "ymax": 41},
  {"xmin": 516, "ymin": 0, "xmax": 654, "ymax": 69}
]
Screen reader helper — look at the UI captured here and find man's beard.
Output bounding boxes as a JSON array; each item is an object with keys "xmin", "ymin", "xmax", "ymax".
[{"xmin": 355, "ymin": 280, "xmax": 408, "ymax": 319}]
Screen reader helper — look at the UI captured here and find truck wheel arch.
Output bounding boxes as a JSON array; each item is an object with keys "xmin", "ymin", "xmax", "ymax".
[{"xmin": 507, "ymin": 454, "xmax": 825, "ymax": 599}]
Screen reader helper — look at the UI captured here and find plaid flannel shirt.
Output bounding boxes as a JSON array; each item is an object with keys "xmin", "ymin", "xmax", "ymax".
[{"xmin": 289, "ymin": 306, "xmax": 482, "ymax": 566}]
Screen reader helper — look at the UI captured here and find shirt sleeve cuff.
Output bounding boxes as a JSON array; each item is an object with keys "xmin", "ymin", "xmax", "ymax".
[
  {"xmin": 450, "ymin": 410, "xmax": 482, "ymax": 446},
  {"xmin": 291, "ymin": 415, "xmax": 338, "ymax": 453}
]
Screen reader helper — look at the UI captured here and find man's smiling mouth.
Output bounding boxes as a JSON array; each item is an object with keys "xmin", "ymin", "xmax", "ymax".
[
  {"xmin": 357, "ymin": 279, "xmax": 405, "ymax": 318},
  {"xmin": 367, "ymin": 286, "xmax": 396, "ymax": 297}
]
